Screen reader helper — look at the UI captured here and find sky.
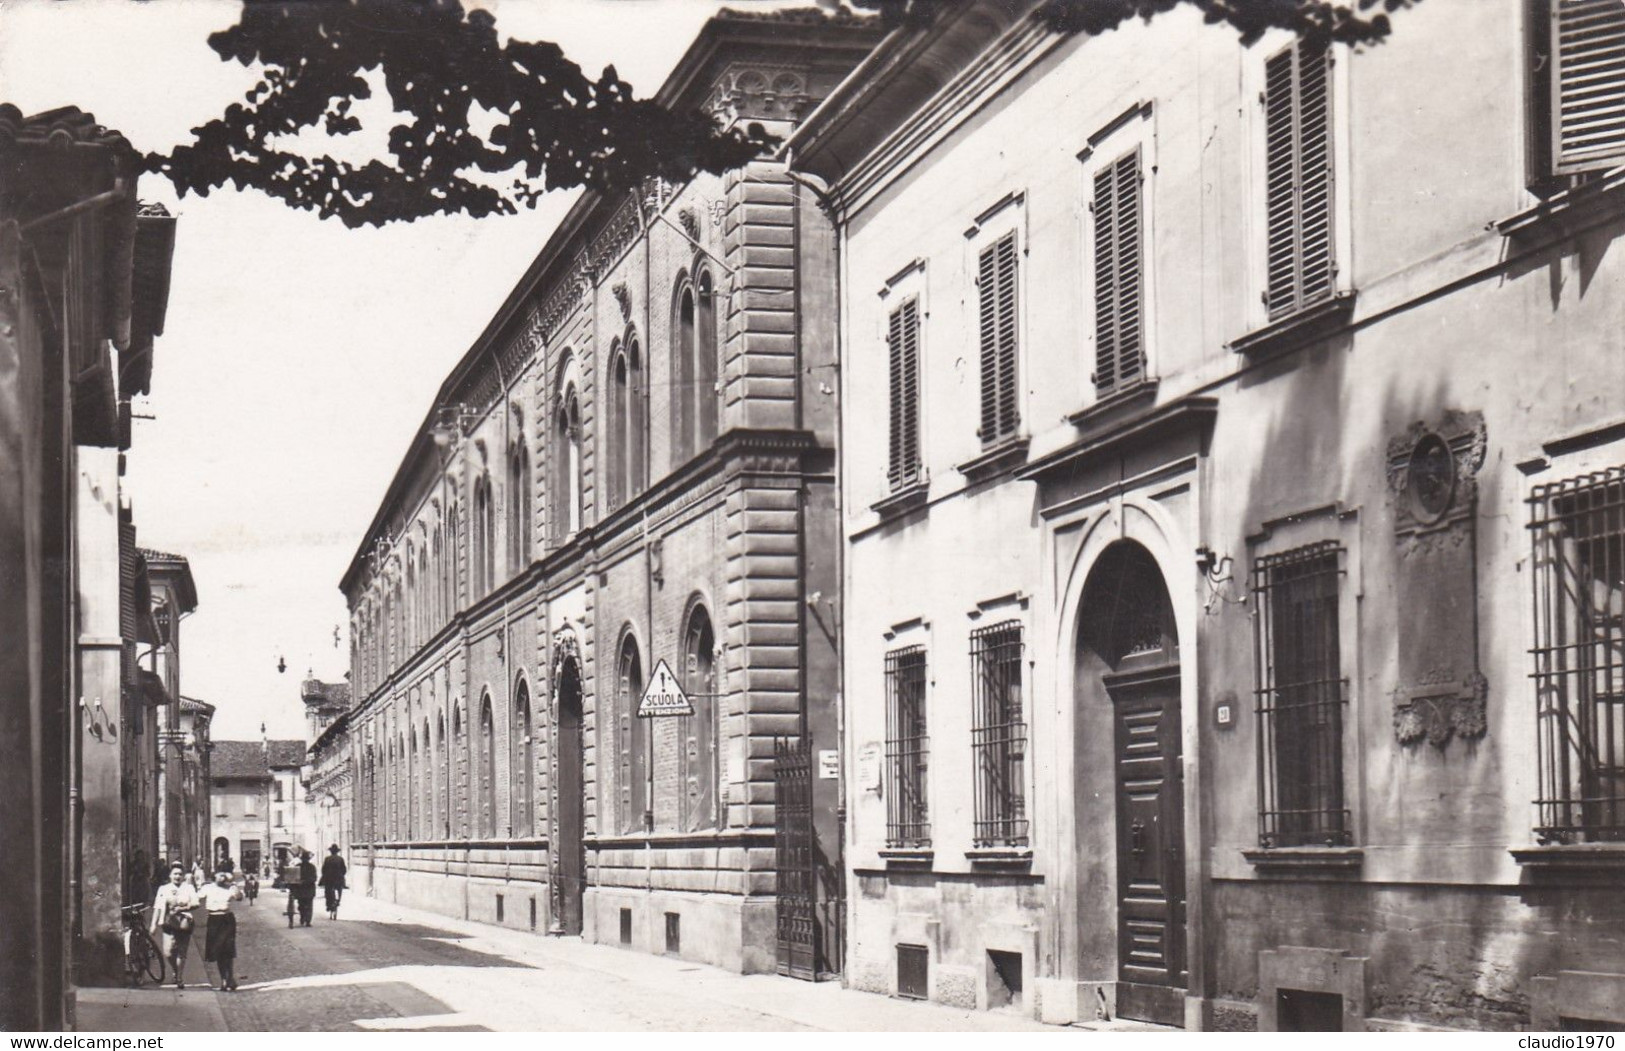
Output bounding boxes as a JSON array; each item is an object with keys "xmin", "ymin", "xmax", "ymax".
[{"xmin": 0, "ymin": 0, "xmax": 790, "ymax": 742}]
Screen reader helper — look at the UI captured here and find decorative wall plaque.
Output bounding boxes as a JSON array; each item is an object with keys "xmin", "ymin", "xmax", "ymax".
[
  {"xmin": 678, "ymin": 207, "xmax": 701, "ymax": 243},
  {"xmin": 1385, "ymin": 410, "xmax": 1488, "ymax": 748}
]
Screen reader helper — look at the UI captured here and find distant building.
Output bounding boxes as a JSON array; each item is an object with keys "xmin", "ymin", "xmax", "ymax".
[
  {"xmin": 301, "ymin": 678, "xmax": 354, "ymax": 857},
  {"xmin": 307, "ymin": 711, "xmax": 354, "ymax": 859},
  {"xmin": 211, "ymin": 738, "xmax": 308, "ymax": 875},
  {"xmin": 144, "ymin": 549, "xmax": 201, "ymax": 867},
  {"xmin": 176, "ymin": 696, "xmax": 216, "ymax": 878}
]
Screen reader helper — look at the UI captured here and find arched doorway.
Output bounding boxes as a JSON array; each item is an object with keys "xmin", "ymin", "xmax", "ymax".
[
  {"xmin": 555, "ymin": 649, "xmax": 586, "ymax": 936},
  {"xmin": 1076, "ymin": 540, "xmax": 1186, "ymax": 1026}
]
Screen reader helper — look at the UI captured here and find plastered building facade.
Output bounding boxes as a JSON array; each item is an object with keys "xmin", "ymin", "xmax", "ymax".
[{"xmin": 790, "ymin": 0, "xmax": 1625, "ymax": 1031}]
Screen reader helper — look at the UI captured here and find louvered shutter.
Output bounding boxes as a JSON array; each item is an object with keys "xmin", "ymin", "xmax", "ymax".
[
  {"xmin": 1552, "ymin": 0, "xmax": 1625, "ymax": 174},
  {"xmin": 976, "ymin": 233, "xmax": 1021, "ymax": 444},
  {"xmin": 1264, "ymin": 41, "xmax": 1335, "ymax": 322},
  {"xmin": 119, "ymin": 520, "xmax": 137, "ymax": 686},
  {"xmin": 887, "ymin": 299, "xmax": 921, "ymax": 488},
  {"xmin": 977, "ymin": 244, "xmax": 1000, "ymax": 441},
  {"xmin": 1094, "ymin": 150, "xmax": 1145, "ymax": 394}
]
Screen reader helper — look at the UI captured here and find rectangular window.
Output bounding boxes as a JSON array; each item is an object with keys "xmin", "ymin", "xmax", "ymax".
[
  {"xmin": 887, "ymin": 298, "xmax": 922, "ymax": 489},
  {"xmin": 1092, "ymin": 149, "xmax": 1145, "ymax": 394},
  {"xmin": 1546, "ymin": 0, "xmax": 1625, "ymax": 176},
  {"xmin": 1252, "ymin": 541, "xmax": 1349, "ymax": 847},
  {"xmin": 975, "ymin": 232, "xmax": 1020, "ymax": 445},
  {"xmin": 884, "ymin": 646, "xmax": 931, "ymax": 848},
  {"xmin": 897, "ymin": 944, "xmax": 929, "ymax": 1000},
  {"xmin": 1263, "ymin": 39, "xmax": 1335, "ymax": 321},
  {"xmin": 274, "ymin": 781, "xmax": 284, "ymax": 802},
  {"xmin": 970, "ymin": 621, "xmax": 1028, "ymax": 848},
  {"xmin": 1529, "ymin": 467, "xmax": 1625, "ymax": 843}
]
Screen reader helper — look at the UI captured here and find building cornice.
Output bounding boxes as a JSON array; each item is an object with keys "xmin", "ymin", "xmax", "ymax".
[{"xmin": 339, "ymin": 16, "xmax": 880, "ymax": 599}]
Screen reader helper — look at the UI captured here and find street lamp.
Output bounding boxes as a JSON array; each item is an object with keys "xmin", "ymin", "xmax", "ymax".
[{"xmin": 429, "ymin": 403, "xmax": 482, "ymax": 448}]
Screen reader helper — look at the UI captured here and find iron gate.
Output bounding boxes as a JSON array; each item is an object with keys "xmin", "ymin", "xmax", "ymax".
[{"xmin": 774, "ymin": 737, "xmax": 819, "ymax": 980}]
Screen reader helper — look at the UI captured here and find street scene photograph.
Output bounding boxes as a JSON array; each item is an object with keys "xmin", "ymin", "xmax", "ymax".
[{"xmin": 3, "ymin": 0, "xmax": 1624, "ymax": 1037}]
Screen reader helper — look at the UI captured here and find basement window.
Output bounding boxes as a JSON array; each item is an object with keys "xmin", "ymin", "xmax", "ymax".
[
  {"xmin": 897, "ymin": 944, "xmax": 929, "ymax": 1001},
  {"xmin": 987, "ymin": 949, "xmax": 1023, "ymax": 1009}
]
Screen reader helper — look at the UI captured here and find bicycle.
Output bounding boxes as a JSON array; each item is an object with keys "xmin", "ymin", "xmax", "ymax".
[{"xmin": 121, "ymin": 904, "xmax": 165, "ymax": 987}]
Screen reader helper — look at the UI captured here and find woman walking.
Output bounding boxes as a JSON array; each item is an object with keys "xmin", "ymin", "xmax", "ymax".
[
  {"xmin": 197, "ymin": 867, "xmax": 245, "ymax": 991},
  {"xmin": 149, "ymin": 864, "xmax": 198, "ymax": 989}
]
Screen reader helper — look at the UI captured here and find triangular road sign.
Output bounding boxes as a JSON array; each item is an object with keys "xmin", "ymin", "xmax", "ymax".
[{"xmin": 637, "ymin": 658, "xmax": 693, "ymax": 717}]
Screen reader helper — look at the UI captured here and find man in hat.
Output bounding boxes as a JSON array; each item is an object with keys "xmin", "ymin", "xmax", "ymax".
[
  {"xmin": 318, "ymin": 845, "xmax": 348, "ymax": 920},
  {"xmin": 293, "ymin": 850, "xmax": 319, "ymax": 927}
]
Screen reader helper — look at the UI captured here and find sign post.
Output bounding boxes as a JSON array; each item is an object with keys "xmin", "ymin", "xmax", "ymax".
[{"xmin": 637, "ymin": 659, "xmax": 694, "ymax": 718}]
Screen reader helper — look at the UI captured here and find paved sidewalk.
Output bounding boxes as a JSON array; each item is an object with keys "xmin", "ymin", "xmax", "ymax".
[
  {"xmin": 333, "ymin": 893, "xmax": 1053, "ymax": 1032},
  {"xmin": 77, "ymin": 932, "xmax": 227, "ymax": 1032}
]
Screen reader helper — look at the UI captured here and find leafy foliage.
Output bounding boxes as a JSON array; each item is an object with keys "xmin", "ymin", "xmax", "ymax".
[
  {"xmin": 147, "ymin": 0, "xmax": 1421, "ymax": 228},
  {"xmin": 852, "ymin": 0, "xmax": 1422, "ymax": 47},
  {"xmin": 147, "ymin": 0, "xmax": 773, "ymax": 228}
]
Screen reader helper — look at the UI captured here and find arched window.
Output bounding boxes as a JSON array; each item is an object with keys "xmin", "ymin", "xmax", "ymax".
[
  {"xmin": 364, "ymin": 743, "xmax": 377, "ymax": 843},
  {"xmin": 409, "ymin": 727, "xmax": 420, "ymax": 839},
  {"xmin": 607, "ymin": 338, "xmax": 627, "ymax": 510},
  {"xmin": 435, "ymin": 710, "xmax": 448, "ymax": 837},
  {"xmin": 554, "ymin": 366, "xmax": 583, "ymax": 539},
  {"xmin": 387, "ymin": 735, "xmax": 398, "ymax": 841},
  {"xmin": 478, "ymin": 693, "xmax": 496, "ymax": 838},
  {"xmin": 431, "ymin": 525, "xmax": 443, "ymax": 628},
  {"xmin": 405, "ymin": 544, "xmax": 417, "ymax": 650},
  {"xmin": 382, "ymin": 590, "xmax": 394, "ymax": 674},
  {"xmin": 508, "ymin": 432, "xmax": 532, "ymax": 575},
  {"xmin": 682, "ymin": 604, "xmax": 718, "ymax": 832},
  {"xmin": 453, "ymin": 702, "xmax": 468, "ymax": 837},
  {"xmin": 446, "ymin": 502, "xmax": 460, "ymax": 613},
  {"xmin": 421, "ymin": 717, "xmax": 433, "ymax": 840},
  {"xmin": 674, "ymin": 284, "xmax": 696, "ymax": 461},
  {"xmin": 696, "ymin": 271, "xmax": 718, "ymax": 447},
  {"xmin": 417, "ymin": 544, "xmax": 429, "ymax": 642},
  {"xmin": 627, "ymin": 334, "xmax": 647, "ymax": 495},
  {"xmin": 473, "ymin": 476, "xmax": 494, "ymax": 597},
  {"xmin": 617, "ymin": 632, "xmax": 646, "ymax": 834},
  {"xmin": 514, "ymin": 679, "xmax": 534, "ymax": 837}
]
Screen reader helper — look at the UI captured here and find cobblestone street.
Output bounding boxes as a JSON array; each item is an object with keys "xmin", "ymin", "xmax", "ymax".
[{"xmin": 82, "ymin": 892, "xmax": 1053, "ymax": 1032}]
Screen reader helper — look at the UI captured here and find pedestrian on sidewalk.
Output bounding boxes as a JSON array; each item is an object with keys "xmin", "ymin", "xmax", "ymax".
[
  {"xmin": 294, "ymin": 850, "xmax": 318, "ymax": 927},
  {"xmin": 318, "ymin": 845, "xmax": 347, "ymax": 921},
  {"xmin": 197, "ymin": 867, "xmax": 245, "ymax": 991},
  {"xmin": 150, "ymin": 864, "xmax": 198, "ymax": 989}
]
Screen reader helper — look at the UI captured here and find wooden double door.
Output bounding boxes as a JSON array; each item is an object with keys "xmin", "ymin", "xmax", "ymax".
[{"xmin": 1106, "ymin": 665, "xmax": 1187, "ymax": 1027}]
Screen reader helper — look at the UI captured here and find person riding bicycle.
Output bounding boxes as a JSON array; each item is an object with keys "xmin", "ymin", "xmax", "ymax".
[
  {"xmin": 318, "ymin": 845, "xmax": 347, "ymax": 920},
  {"xmin": 150, "ymin": 864, "xmax": 198, "ymax": 988}
]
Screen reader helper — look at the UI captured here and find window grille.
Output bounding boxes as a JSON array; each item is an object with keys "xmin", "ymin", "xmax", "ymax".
[
  {"xmin": 1092, "ymin": 149, "xmax": 1145, "ymax": 394},
  {"xmin": 975, "ymin": 232, "xmax": 1020, "ymax": 445},
  {"xmin": 1263, "ymin": 39, "xmax": 1334, "ymax": 321},
  {"xmin": 1548, "ymin": 0, "xmax": 1625, "ymax": 176},
  {"xmin": 1529, "ymin": 467, "xmax": 1625, "ymax": 843},
  {"xmin": 887, "ymin": 297, "xmax": 922, "ymax": 489},
  {"xmin": 1252, "ymin": 541, "xmax": 1349, "ymax": 847},
  {"xmin": 970, "ymin": 621, "xmax": 1028, "ymax": 847},
  {"xmin": 884, "ymin": 646, "xmax": 930, "ymax": 848}
]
